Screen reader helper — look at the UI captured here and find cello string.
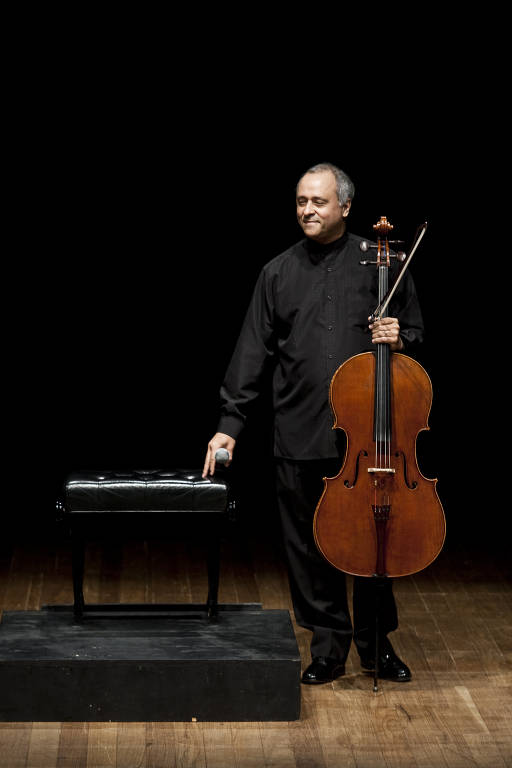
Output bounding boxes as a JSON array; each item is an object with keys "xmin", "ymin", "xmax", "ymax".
[
  {"xmin": 377, "ymin": 347, "xmax": 382, "ymax": 467},
  {"xmin": 387, "ymin": 342, "xmax": 390, "ymax": 503},
  {"xmin": 376, "ymin": 240, "xmax": 381, "ymax": 471},
  {"xmin": 376, "ymin": 343, "xmax": 379, "ymax": 467},
  {"xmin": 375, "ymin": 267, "xmax": 382, "ymax": 468},
  {"xmin": 386, "ymin": 344, "xmax": 390, "ymax": 469},
  {"xmin": 375, "ymin": 322, "xmax": 379, "ymax": 468},
  {"xmin": 380, "ymin": 261, "xmax": 385, "ymax": 471},
  {"xmin": 378, "ymin": 262, "xmax": 381, "ymax": 469}
]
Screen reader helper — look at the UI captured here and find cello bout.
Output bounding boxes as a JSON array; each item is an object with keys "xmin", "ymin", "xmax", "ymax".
[{"xmin": 313, "ymin": 353, "xmax": 445, "ymax": 578}]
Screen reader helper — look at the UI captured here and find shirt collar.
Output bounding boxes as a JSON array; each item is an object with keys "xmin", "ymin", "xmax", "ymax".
[{"xmin": 304, "ymin": 231, "xmax": 349, "ymax": 265}]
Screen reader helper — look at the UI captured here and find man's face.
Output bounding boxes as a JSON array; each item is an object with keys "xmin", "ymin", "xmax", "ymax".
[{"xmin": 296, "ymin": 170, "xmax": 351, "ymax": 243}]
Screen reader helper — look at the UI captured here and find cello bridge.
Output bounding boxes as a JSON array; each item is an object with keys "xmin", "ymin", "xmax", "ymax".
[{"xmin": 367, "ymin": 468, "xmax": 396, "ymax": 474}]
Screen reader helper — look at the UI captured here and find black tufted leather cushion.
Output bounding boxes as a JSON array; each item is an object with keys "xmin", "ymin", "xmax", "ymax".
[{"xmin": 65, "ymin": 469, "xmax": 228, "ymax": 514}]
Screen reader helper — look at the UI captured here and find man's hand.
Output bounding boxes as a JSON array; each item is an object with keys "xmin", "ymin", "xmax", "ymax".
[
  {"xmin": 202, "ymin": 432, "xmax": 236, "ymax": 478},
  {"xmin": 369, "ymin": 316, "xmax": 404, "ymax": 352}
]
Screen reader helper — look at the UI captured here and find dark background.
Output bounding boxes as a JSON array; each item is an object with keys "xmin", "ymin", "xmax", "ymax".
[{"xmin": 7, "ymin": 20, "xmax": 505, "ymax": 552}]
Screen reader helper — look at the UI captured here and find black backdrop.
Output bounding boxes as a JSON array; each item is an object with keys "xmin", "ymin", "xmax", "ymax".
[{"xmin": 7, "ymin": 34, "xmax": 505, "ymax": 551}]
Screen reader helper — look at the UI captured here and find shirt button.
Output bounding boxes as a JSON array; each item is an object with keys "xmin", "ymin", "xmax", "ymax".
[
  {"xmin": 328, "ymin": 325, "xmax": 333, "ymax": 331},
  {"xmin": 327, "ymin": 295, "xmax": 333, "ymax": 300}
]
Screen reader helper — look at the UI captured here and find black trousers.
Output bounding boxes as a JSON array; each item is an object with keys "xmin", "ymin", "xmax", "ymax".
[{"xmin": 275, "ymin": 458, "xmax": 398, "ymax": 663}]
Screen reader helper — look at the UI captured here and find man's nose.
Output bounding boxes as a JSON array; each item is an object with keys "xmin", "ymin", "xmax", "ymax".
[{"xmin": 303, "ymin": 201, "xmax": 315, "ymax": 216}]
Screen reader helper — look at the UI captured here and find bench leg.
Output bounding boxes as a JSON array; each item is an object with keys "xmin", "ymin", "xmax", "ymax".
[
  {"xmin": 71, "ymin": 533, "xmax": 86, "ymax": 619},
  {"xmin": 206, "ymin": 533, "xmax": 221, "ymax": 618}
]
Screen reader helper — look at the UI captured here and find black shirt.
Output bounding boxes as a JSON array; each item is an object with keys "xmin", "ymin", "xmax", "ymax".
[{"xmin": 217, "ymin": 231, "xmax": 424, "ymax": 460}]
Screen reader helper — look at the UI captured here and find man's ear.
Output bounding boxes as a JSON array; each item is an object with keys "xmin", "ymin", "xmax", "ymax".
[{"xmin": 342, "ymin": 199, "xmax": 352, "ymax": 218}]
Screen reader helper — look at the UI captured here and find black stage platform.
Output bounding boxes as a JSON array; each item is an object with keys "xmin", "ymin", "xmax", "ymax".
[{"xmin": 0, "ymin": 604, "xmax": 301, "ymax": 722}]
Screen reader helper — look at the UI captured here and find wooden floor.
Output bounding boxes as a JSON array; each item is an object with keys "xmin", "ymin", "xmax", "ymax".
[{"xmin": 0, "ymin": 527, "xmax": 510, "ymax": 768}]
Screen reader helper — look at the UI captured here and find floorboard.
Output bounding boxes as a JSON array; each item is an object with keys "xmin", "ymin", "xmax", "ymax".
[{"xmin": 0, "ymin": 529, "xmax": 510, "ymax": 768}]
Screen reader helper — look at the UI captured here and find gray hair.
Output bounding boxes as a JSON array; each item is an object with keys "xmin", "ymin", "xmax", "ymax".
[{"xmin": 298, "ymin": 162, "xmax": 355, "ymax": 206}]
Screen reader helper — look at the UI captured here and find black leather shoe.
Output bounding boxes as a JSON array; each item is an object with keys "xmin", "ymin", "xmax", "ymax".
[
  {"xmin": 301, "ymin": 657, "xmax": 345, "ymax": 685},
  {"xmin": 360, "ymin": 647, "xmax": 411, "ymax": 682}
]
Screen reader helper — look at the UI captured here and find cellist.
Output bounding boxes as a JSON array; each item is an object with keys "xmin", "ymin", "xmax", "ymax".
[{"xmin": 203, "ymin": 162, "xmax": 424, "ymax": 684}]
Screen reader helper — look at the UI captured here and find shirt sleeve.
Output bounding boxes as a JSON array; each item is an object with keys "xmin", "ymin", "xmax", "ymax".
[
  {"xmin": 217, "ymin": 267, "xmax": 276, "ymax": 439},
  {"xmin": 389, "ymin": 268, "xmax": 424, "ymax": 352}
]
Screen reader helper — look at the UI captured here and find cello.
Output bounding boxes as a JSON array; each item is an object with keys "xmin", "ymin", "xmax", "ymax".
[{"xmin": 313, "ymin": 216, "xmax": 446, "ymax": 688}]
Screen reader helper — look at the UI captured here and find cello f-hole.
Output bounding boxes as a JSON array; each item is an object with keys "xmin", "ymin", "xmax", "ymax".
[
  {"xmin": 395, "ymin": 450, "xmax": 418, "ymax": 490},
  {"xmin": 344, "ymin": 450, "xmax": 368, "ymax": 488}
]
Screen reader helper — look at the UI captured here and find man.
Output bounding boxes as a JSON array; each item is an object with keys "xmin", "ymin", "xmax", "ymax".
[{"xmin": 203, "ymin": 163, "xmax": 424, "ymax": 684}]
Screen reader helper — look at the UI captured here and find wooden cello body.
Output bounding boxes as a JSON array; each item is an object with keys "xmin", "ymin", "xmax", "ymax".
[{"xmin": 313, "ymin": 218, "xmax": 445, "ymax": 579}]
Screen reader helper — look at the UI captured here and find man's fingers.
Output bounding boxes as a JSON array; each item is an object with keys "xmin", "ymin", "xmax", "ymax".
[
  {"xmin": 202, "ymin": 448, "xmax": 212, "ymax": 478},
  {"xmin": 203, "ymin": 444, "xmax": 224, "ymax": 477},
  {"xmin": 203, "ymin": 444, "xmax": 219, "ymax": 477},
  {"xmin": 371, "ymin": 320, "xmax": 399, "ymax": 331},
  {"xmin": 374, "ymin": 329, "xmax": 395, "ymax": 338},
  {"xmin": 372, "ymin": 327, "xmax": 399, "ymax": 343},
  {"xmin": 370, "ymin": 316, "xmax": 400, "ymax": 345}
]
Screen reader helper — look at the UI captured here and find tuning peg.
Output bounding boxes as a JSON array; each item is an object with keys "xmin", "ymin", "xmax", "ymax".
[{"xmin": 359, "ymin": 240, "xmax": 378, "ymax": 252}]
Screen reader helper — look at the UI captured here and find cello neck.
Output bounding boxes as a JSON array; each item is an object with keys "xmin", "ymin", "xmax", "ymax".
[{"xmin": 374, "ymin": 249, "xmax": 391, "ymax": 454}]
